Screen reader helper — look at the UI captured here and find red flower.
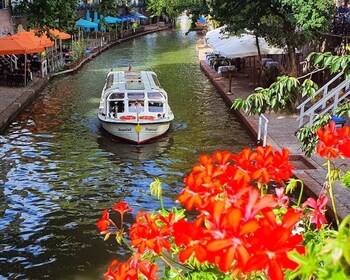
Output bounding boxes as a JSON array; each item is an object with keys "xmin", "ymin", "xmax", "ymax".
[
  {"xmin": 172, "ymin": 218, "xmax": 208, "ymax": 263},
  {"xmin": 97, "ymin": 209, "xmax": 110, "ymax": 232},
  {"xmin": 129, "ymin": 212, "xmax": 171, "ymax": 255},
  {"xmin": 244, "ymin": 208, "xmax": 305, "ymax": 280},
  {"xmin": 177, "ymin": 153, "xmax": 225, "ymax": 210},
  {"xmin": 316, "ymin": 121, "xmax": 350, "ymax": 159},
  {"xmin": 304, "ymin": 194, "xmax": 328, "ymax": 229},
  {"xmin": 103, "ymin": 259, "xmax": 138, "ymax": 280},
  {"xmin": 113, "ymin": 201, "xmax": 133, "ymax": 216},
  {"xmin": 138, "ymin": 261, "xmax": 159, "ymax": 280}
]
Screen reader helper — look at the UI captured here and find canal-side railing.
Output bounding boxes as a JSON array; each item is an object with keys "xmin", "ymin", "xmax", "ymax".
[
  {"xmin": 296, "ymin": 72, "xmax": 350, "ymax": 128},
  {"xmin": 257, "ymin": 114, "xmax": 269, "ymax": 147}
]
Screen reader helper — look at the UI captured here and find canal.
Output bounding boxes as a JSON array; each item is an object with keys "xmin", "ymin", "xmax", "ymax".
[{"xmin": 0, "ymin": 19, "xmax": 254, "ymax": 279}]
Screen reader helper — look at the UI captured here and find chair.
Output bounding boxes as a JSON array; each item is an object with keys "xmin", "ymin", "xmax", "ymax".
[{"xmin": 6, "ymin": 74, "xmax": 16, "ymax": 87}]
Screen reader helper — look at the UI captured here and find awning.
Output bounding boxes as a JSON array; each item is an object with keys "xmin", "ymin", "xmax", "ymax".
[
  {"xmin": 104, "ymin": 16, "xmax": 123, "ymax": 24},
  {"xmin": 75, "ymin": 18, "xmax": 98, "ymax": 29}
]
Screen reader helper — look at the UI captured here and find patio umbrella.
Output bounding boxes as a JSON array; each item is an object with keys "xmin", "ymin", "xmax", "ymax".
[
  {"xmin": 133, "ymin": 12, "xmax": 147, "ymax": 19},
  {"xmin": 104, "ymin": 16, "xmax": 123, "ymax": 24},
  {"xmin": 75, "ymin": 18, "xmax": 98, "ymax": 29},
  {"xmin": 0, "ymin": 35, "xmax": 45, "ymax": 55},
  {"xmin": 213, "ymin": 34, "xmax": 285, "ymax": 58},
  {"xmin": 47, "ymin": 29, "xmax": 71, "ymax": 62},
  {"xmin": 205, "ymin": 26, "xmax": 228, "ymax": 46},
  {"xmin": 93, "ymin": 11, "xmax": 99, "ymax": 32},
  {"xmin": 49, "ymin": 29, "xmax": 71, "ymax": 40},
  {"xmin": 13, "ymin": 30, "xmax": 54, "ymax": 48},
  {"xmin": 0, "ymin": 35, "xmax": 45, "ymax": 85}
]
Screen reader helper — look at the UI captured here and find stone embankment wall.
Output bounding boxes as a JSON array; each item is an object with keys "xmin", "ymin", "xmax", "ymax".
[{"xmin": 0, "ymin": 9, "xmax": 14, "ymax": 37}]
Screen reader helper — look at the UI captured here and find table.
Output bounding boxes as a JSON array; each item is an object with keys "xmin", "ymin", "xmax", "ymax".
[{"xmin": 217, "ymin": 65, "xmax": 236, "ymax": 75}]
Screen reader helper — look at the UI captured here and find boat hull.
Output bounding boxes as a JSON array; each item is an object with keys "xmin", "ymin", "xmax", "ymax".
[{"xmin": 100, "ymin": 120, "xmax": 171, "ymax": 144}]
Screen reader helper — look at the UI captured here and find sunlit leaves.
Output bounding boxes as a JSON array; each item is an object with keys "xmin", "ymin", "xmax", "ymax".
[{"xmin": 232, "ymin": 75, "xmax": 319, "ymax": 116}]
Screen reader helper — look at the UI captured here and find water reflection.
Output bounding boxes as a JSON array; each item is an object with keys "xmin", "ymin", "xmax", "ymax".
[
  {"xmin": 0, "ymin": 20, "xmax": 254, "ymax": 280},
  {"xmin": 97, "ymin": 130, "xmax": 174, "ymax": 161}
]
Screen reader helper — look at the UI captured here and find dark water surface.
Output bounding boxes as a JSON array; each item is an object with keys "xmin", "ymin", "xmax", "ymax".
[{"xmin": 0, "ymin": 19, "xmax": 254, "ymax": 279}]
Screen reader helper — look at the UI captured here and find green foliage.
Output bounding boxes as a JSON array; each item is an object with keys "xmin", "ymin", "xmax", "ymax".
[
  {"xmin": 146, "ymin": 0, "xmax": 205, "ymax": 18},
  {"xmin": 207, "ymin": 0, "xmax": 334, "ymax": 72},
  {"xmin": 71, "ymin": 40, "xmax": 87, "ymax": 61},
  {"xmin": 335, "ymin": 101, "xmax": 350, "ymax": 118},
  {"xmin": 13, "ymin": 0, "xmax": 78, "ymax": 33},
  {"xmin": 96, "ymin": 0, "xmax": 119, "ymax": 17},
  {"xmin": 232, "ymin": 75, "xmax": 318, "ymax": 116},
  {"xmin": 289, "ymin": 216, "xmax": 350, "ymax": 280},
  {"xmin": 341, "ymin": 171, "xmax": 350, "ymax": 188},
  {"xmin": 295, "ymin": 114, "xmax": 330, "ymax": 158},
  {"xmin": 307, "ymin": 52, "xmax": 350, "ymax": 79}
]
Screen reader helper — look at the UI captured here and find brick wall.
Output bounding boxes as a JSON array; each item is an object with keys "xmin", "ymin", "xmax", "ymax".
[{"xmin": 0, "ymin": 9, "xmax": 14, "ymax": 37}]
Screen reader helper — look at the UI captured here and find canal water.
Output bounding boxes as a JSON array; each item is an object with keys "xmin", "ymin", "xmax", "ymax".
[{"xmin": 0, "ymin": 19, "xmax": 254, "ymax": 279}]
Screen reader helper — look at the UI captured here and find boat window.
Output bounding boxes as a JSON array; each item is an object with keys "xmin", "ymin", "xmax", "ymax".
[
  {"xmin": 109, "ymin": 92, "xmax": 125, "ymax": 99},
  {"xmin": 126, "ymin": 81, "xmax": 145, "ymax": 90},
  {"xmin": 129, "ymin": 101, "xmax": 144, "ymax": 113},
  {"xmin": 128, "ymin": 92, "xmax": 145, "ymax": 100},
  {"xmin": 148, "ymin": 102, "xmax": 164, "ymax": 112},
  {"xmin": 148, "ymin": 92, "xmax": 162, "ymax": 99},
  {"xmin": 116, "ymin": 101, "xmax": 125, "ymax": 113},
  {"xmin": 105, "ymin": 74, "xmax": 114, "ymax": 90},
  {"xmin": 108, "ymin": 101, "xmax": 125, "ymax": 117},
  {"xmin": 151, "ymin": 74, "xmax": 161, "ymax": 87}
]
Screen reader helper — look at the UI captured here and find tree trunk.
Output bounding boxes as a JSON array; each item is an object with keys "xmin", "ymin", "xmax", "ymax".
[{"xmin": 288, "ymin": 48, "xmax": 298, "ymax": 77}]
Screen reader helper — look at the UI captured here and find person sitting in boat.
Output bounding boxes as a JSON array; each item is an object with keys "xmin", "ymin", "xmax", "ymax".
[
  {"xmin": 129, "ymin": 101, "xmax": 144, "ymax": 113},
  {"xmin": 129, "ymin": 102, "xmax": 137, "ymax": 112},
  {"xmin": 136, "ymin": 101, "xmax": 144, "ymax": 113}
]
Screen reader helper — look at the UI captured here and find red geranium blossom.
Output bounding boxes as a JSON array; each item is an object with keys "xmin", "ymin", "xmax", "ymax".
[
  {"xmin": 97, "ymin": 209, "xmax": 110, "ymax": 232},
  {"xmin": 244, "ymin": 208, "xmax": 305, "ymax": 280},
  {"xmin": 316, "ymin": 121, "xmax": 350, "ymax": 159},
  {"xmin": 113, "ymin": 201, "xmax": 133, "ymax": 216},
  {"xmin": 129, "ymin": 212, "xmax": 172, "ymax": 255}
]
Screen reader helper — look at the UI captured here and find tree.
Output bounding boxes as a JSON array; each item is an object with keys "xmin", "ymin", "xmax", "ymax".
[
  {"xmin": 145, "ymin": 0, "xmax": 206, "ymax": 20},
  {"xmin": 13, "ymin": 0, "xmax": 78, "ymax": 34},
  {"xmin": 207, "ymin": 0, "xmax": 335, "ymax": 76}
]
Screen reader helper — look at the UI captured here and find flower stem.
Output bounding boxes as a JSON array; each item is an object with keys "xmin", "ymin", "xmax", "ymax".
[
  {"xmin": 327, "ymin": 158, "xmax": 340, "ymax": 227},
  {"xmin": 160, "ymin": 255, "xmax": 185, "ymax": 278},
  {"xmin": 122, "ymin": 237, "xmax": 136, "ymax": 252},
  {"xmin": 296, "ymin": 180, "xmax": 304, "ymax": 207}
]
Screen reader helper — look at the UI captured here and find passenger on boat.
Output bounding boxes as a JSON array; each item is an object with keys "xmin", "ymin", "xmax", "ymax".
[
  {"xmin": 129, "ymin": 101, "xmax": 144, "ymax": 113},
  {"xmin": 136, "ymin": 102, "xmax": 144, "ymax": 113},
  {"xmin": 129, "ymin": 102, "xmax": 137, "ymax": 112}
]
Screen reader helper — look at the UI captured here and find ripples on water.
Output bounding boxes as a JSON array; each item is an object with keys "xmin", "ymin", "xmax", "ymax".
[{"xmin": 0, "ymin": 20, "xmax": 254, "ymax": 279}]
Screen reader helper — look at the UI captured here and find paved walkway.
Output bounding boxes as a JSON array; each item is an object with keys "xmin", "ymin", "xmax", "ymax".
[
  {"xmin": 196, "ymin": 39, "xmax": 350, "ymax": 221},
  {"xmin": 0, "ymin": 28, "xmax": 349, "ymax": 221}
]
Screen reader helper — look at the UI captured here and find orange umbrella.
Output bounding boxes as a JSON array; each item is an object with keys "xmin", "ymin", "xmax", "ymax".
[
  {"xmin": 0, "ymin": 35, "xmax": 46, "ymax": 86},
  {"xmin": 13, "ymin": 30, "xmax": 54, "ymax": 48},
  {"xmin": 0, "ymin": 35, "xmax": 45, "ymax": 55},
  {"xmin": 49, "ymin": 29, "xmax": 71, "ymax": 40}
]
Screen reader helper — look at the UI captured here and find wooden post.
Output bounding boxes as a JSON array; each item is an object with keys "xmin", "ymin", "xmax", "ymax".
[{"xmin": 228, "ymin": 70, "xmax": 232, "ymax": 94}]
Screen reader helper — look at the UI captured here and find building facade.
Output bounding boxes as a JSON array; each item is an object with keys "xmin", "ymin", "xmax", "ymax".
[{"xmin": 0, "ymin": 0, "xmax": 14, "ymax": 38}]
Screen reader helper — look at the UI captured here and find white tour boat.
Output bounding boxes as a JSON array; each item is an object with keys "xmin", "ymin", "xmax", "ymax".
[{"xmin": 98, "ymin": 70, "xmax": 174, "ymax": 144}]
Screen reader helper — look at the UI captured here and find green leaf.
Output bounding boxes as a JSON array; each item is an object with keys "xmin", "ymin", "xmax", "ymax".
[{"xmin": 313, "ymin": 54, "xmax": 324, "ymax": 65}]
